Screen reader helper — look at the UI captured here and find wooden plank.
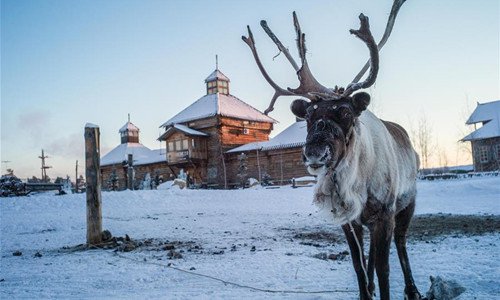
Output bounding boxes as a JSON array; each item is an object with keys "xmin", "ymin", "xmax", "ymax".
[{"xmin": 85, "ymin": 124, "xmax": 102, "ymax": 245}]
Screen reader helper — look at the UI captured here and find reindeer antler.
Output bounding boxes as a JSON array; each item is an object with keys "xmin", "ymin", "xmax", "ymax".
[
  {"xmin": 242, "ymin": 26, "xmax": 295, "ymax": 114},
  {"xmin": 287, "ymin": 12, "xmax": 334, "ymax": 97},
  {"xmin": 341, "ymin": 13, "xmax": 379, "ymax": 97},
  {"xmin": 346, "ymin": 0, "xmax": 406, "ymax": 93},
  {"xmin": 243, "ymin": 12, "xmax": 339, "ymax": 115},
  {"xmin": 243, "ymin": 0, "xmax": 406, "ymax": 114}
]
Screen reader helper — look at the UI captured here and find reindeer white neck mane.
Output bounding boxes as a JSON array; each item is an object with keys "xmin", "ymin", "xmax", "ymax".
[{"xmin": 313, "ymin": 110, "xmax": 416, "ymax": 224}]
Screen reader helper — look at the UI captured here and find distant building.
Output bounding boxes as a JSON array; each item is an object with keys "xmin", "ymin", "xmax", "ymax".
[
  {"xmin": 158, "ymin": 68, "xmax": 277, "ymax": 187},
  {"xmin": 461, "ymin": 100, "xmax": 500, "ymax": 172},
  {"xmin": 100, "ymin": 118, "xmax": 172, "ymax": 190}
]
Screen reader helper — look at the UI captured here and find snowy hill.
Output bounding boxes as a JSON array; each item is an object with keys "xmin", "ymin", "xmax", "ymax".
[{"xmin": 1, "ymin": 177, "xmax": 499, "ymax": 299}]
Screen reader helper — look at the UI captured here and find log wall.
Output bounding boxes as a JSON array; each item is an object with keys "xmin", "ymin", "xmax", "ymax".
[{"xmin": 225, "ymin": 147, "xmax": 309, "ymax": 186}]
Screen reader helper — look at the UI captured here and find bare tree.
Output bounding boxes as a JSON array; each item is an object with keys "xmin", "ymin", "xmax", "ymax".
[
  {"xmin": 410, "ymin": 111, "xmax": 434, "ymax": 169},
  {"xmin": 456, "ymin": 94, "xmax": 474, "ymax": 164}
]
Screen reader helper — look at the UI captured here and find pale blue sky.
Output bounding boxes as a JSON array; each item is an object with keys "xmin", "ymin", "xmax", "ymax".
[{"xmin": 1, "ymin": 0, "xmax": 499, "ymax": 178}]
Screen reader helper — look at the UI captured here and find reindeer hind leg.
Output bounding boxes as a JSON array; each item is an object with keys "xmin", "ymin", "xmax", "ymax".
[{"xmin": 394, "ymin": 199, "xmax": 422, "ymax": 300}]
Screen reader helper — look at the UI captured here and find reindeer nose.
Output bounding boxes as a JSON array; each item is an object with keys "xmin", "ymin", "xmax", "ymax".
[{"xmin": 304, "ymin": 146, "xmax": 329, "ymax": 164}]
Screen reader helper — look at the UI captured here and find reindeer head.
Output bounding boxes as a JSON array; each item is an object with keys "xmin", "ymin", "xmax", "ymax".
[
  {"xmin": 242, "ymin": 1, "xmax": 404, "ymax": 174},
  {"xmin": 291, "ymin": 92, "xmax": 370, "ymax": 174}
]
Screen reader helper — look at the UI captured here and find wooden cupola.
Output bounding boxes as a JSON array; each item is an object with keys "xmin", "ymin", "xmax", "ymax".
[
  {"xmin": 119, "ymin": 114, "xmax": 140, "ymax": 144},
  {"xmin": 205, "ymin": 56, "xmax": 230, "ymax": 95}
]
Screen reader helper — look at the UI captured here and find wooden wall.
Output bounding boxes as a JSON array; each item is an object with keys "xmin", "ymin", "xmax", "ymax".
[
  {"xmin": 101, "ymin": 162, "xmax": 174, "ymax": 191},
  {"xmin": 471, "ymin": 137, "xmax": 500, "ymax": 172},
  {"xmin": 225, "ymin": 147, "xmax": 309, "ymax": 186},
  {"xmin": 219, "ymin": 117, "xmax": 273, "ymax": 147},
  {"xmin": 180, "ymin": 116, "xmax": 274, "ymax": 187}
]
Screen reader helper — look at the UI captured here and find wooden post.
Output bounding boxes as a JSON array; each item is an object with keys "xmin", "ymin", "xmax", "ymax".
[
  {"xmin": 127, "ymin": 154, "xmax": 134, "ymax": 190},
  {"xmin": 256, "ymin": 148, "xmax": 261, "ymax": 182},
  {"xmin": 85, "ymin": 124, "xmax": 102, "ymax": 245}
]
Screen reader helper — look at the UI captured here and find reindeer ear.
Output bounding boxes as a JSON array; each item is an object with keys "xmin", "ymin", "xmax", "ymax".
[
  {"xmin": 351, "ymin": 92, "xmax": 370, "ymax": 116},
  {"xmin": 290, "ymin": 99, "xmax": 309, "ymax": 119}
]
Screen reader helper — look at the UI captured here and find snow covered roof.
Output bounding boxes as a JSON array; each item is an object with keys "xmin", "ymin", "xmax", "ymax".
[
  {"xmin": 465, "ymin": 100, "xmax": 500, "ymax": 124},
  {"xmin": 158, "ymin": 124, "xmax": 209, "ymax": 141},
  {"xmin": 205, "ymin": 69, "xmax": 230, "ymax": 83},
  {"xmin": 119, "ymin": 121, "xmax": 139, "ymax": 133},
  {"xmin": 160, "ymin": 93, "xmax": 276, "ymax": 127},
  {"xmin": 462, "ymin": 100, "xmax": 500, "ymax": 141},
  {"xmin": 171, "ymin": 124, "xmax": 208, "ymax": 136},
  {"xmin": 462, "ymin": 118, "xmax": 500, "ymax": 141},
  {"xmin": 135, "ymin": 149, "xmax": 167, "ymax": 165},
  {"xmin": 227, "ymin": 121, "xmax": 306, "ymax": 153},
  {"xmin": 101, "ymin": 143, "xmax": 166, "ymax": 166}
]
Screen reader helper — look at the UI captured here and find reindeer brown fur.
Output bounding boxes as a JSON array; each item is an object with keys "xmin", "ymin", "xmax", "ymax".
[{"xmin": 242, "ymin": 1, "xmax": 423, "ymax": 299}]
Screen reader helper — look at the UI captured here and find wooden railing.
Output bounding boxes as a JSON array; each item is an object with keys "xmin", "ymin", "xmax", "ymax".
[{"xmin": 167, "ymin": 149, "xmax": 207, "ymax": 163}]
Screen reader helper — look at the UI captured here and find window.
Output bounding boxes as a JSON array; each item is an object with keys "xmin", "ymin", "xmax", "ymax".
[
  {"xmin": 479, "ymin": 146, "xmax": 488, "ymax": 163},
  {"xmin": 168, "ymin": 141, "xmax": 174, "ymax": 152},
  {"xmin": 496, "ymin": 144, "xmax": 500, "ymax": 161},
  {"xmin": 243, "ymin": 128, "xmax": 249, "ymax": 135},
  {"xmin": 191, "ymin": 139, "xmax": 196, "ymax": 148},
  {"xmin": 182, "ymin": 139, "xmax": 189, "ymax": 150},
  {"xmin": 175, "ymin": 140, "xmax": 182, "ymax": 151}
]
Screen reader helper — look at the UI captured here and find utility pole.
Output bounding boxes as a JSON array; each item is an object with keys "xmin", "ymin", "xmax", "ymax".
[{"xmin": 39, "ymin": 149, "xmax": 52, "ymax": 182}]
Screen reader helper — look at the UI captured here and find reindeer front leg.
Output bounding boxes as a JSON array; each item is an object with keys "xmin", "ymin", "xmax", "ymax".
[
  {"xmin": 367, "ymin": 232, "xmax": 376, "ymax": 297},
  {"xmin": 341, "ymin": 222, "xmax": 372, "ymax": 300},
  {"xmin": 372, "ymin": 214, "xmax": 395, "ymax": 300}
]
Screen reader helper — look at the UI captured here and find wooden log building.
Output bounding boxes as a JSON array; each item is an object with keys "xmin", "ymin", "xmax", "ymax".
[
  {"xmin": 158, "ymin": 68, "xmax": 278, "ymax": 187},
  {"xmin": 100, "ymin": 119, "xmax": 173, "ymax": 190},
  {"xmin": 461, "ymin": 100, "xmax": 500, "ymax": 172},
  {"xmin": 100, "ymin": 68, "xmax": 309, "ymax": 189}
]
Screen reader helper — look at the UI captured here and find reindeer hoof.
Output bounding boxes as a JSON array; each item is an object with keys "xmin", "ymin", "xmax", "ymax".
[
  {"xmin": 404, "ymin": 287, "xmax": 423, "ymax": 300},
  {"xmin": 404, "ymin": 292, "xmax": 423, "ymax": 300}
]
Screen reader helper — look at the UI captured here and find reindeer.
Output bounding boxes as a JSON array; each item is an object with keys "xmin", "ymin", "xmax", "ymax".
[{"xmin": 242, "ymin": 1, "xmax": 423, "ymax": 299}]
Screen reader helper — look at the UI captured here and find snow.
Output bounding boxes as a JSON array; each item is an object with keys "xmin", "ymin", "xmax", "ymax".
[
  {"xmin": 85, "ymin": 123, "xmax": 99, "ymax": 128},
  {"xmin": 159, "ymin": 124, "xmax": 209, "ymax": 141},
  {"xmin": 1, "ymin": 176, "xmax": 499, "ymax": 299},
  {"xmin": 134, "ymin": 149, "xmax": 167, "ymax": 165},
  {"xmin": 160, "ymin": 93, "xmax": 276, "ymax": 128},
  {"xmin": 205, "ymin": 69, "xmax": 230, "ymax": 83},
  {"xmin": 172, "ymin": 124, "xmax": 209, "ymax": 136},
  {"xmin": 294, "ymin": 176, "xmax": 316, "ymax": 182},
  {"xmin": 100, "ymin": 143, "xmax": 166, "ymax": 166},
  {"xmin": 119, "ymin": 121, "xmax": 139, "ymax": 133},
  {"xmin": 228, "ymin": 121, "xmax": 306, "ymax": 153}
]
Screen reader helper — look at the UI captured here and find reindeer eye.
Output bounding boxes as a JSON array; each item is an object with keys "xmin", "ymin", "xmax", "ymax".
[{"xmin": 339, "ymin": 108, "xmax": 352, "ymax": 119}]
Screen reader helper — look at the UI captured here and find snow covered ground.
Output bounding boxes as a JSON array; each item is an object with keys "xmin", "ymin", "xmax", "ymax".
[{"xmin": 1, "ymin": 176, "xmax": 499, "ymax": 299}]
